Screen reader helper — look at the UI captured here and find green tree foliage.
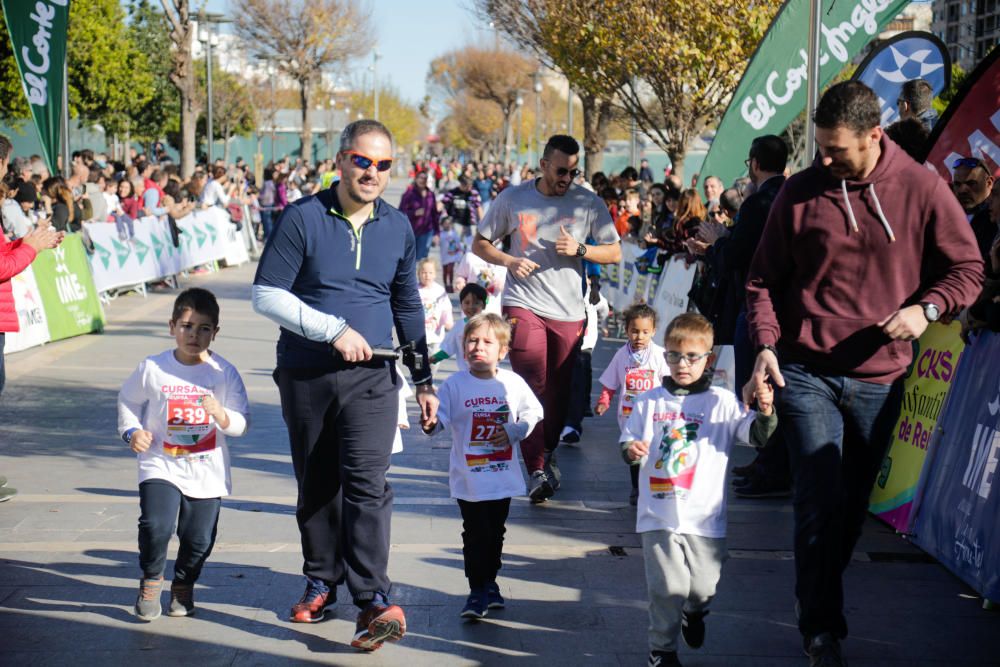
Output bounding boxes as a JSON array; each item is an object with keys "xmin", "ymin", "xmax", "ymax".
[
  {"xmin": 347, "ymin": 87, "xmax": 426, "ymax": 155},
  {"xmin": 933, "ymin": 63, "xmax": 967, "ymax": 115},
  {"xmin": 126, "ymin": 0, "xmax": 179, "ymax": 144},
  {"xmin": 0, "ymin": 0, "xmax": 154, "ymax": 139}
]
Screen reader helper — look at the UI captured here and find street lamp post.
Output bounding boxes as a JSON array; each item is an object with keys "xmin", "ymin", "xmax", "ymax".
[
  {"xmin": 371, "ymin": 50, "xmax": 382, "ymax": 121},
  {"xmin": 198, "ymin": 25, "xmax": 216, "ymax": 165},
  {"xmin": 532, "ymin": 72, "xmax": 542, "ymax": 166},
  {"xmin": 567, "ymin": 84, "xmax": 574, "ymax": 138},
  {"xmin": 515, "ymin": 93, "xmax": 524, "ymax": 167}
]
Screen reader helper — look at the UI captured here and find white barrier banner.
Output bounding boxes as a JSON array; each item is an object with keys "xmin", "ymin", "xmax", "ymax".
[
  {"xmin": 86, "ymin": 208, "xmax": 248, "ymax": 292},
  {"xmin": 4, "ymin": 266, "xmax": 51, "ymax": 354},
  {"xmin": 650, "ymin": 256, "xmax": 696, "ymax": 327},
  {"xmin": 613, "ymin": 242, "xmax": 642, "ymax": 311}
]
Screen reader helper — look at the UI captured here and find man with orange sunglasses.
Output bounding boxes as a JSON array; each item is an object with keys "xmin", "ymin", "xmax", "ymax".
[{"xmin": 253, "ymin": 119, "xmax": 438, "ymax": 652}]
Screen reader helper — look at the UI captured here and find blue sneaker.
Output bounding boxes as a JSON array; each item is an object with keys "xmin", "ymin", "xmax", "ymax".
[
  {"xmin": 486, "ymin": 581, "xmax": 505, "ymax": 609},
  {"xmin": 460, "ymin": 588, "xmax": 488, "ymax": 619}
]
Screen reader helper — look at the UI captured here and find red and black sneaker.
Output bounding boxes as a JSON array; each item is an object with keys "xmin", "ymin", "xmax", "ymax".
[
  {"xmin": 350, "ymin": 599, "xmax": 406, "ymax": 651},
  {"xmin": 290, "ymin": 580, "xmax": 333, "ymax": 623}
]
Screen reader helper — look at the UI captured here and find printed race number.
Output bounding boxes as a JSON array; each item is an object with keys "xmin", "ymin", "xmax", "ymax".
[
  {"xmin": 170, "ymin": 404, "xmax": 207, "ymax": 426},
  {"xmin": 470, "ymin": 410, "xmax": 509, "ymax": 447},
  {"xmin": 625, "ymin": 368, "xmax": 655, "ymax": 393}
]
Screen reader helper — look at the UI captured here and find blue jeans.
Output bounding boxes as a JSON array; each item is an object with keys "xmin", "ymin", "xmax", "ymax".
[
  {"xmin": 0, "ymin": 332, "xmax": 5, "ymax": 396},
  {"xmin": 775, "ymin": 363, "xmax": 903, "ymax": 640},
  {"xmin": 138, "ymin": 479, "xmax": 221, "ymax": 583},
  {"xmin": 414, "ymin": 231, "xmax": 434, "ymax": 261},
  {"xmin": 260, "ymin": 208, "xmax": 275, "ymax": 244}
]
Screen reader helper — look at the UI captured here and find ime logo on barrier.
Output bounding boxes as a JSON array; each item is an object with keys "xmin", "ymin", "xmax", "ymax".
[{"xmin": 963, "ymin": 386, "xmax": 1000, "ymax": 500}]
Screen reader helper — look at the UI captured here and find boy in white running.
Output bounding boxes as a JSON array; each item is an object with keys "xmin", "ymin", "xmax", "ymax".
[
  {"xmin": 422, "ymin": 313, "xmax": 543, "ymax": 620},
  {"xmin": 118, "ymin": 288, "xmax": 250, "ymax": 622},
  {"xmin": 621, "ymin": 313, "xmax": 775, "ymax": 667}
]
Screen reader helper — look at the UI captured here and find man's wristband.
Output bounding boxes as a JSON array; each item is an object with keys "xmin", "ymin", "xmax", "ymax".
[
  {"xmin": 122, "ymin": 428, "xmax": 138, "ymax": 444},
  {"xmin": 756, "ymin": 344, "xmax": 778, "ymax": 356}
]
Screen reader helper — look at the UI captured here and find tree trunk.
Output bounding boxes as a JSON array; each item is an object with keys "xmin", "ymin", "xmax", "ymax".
[
  {"xmin": 581, "ymin": 93, "xmax": 613, "ymax": 180},
  {"xmin": 669, "ymin": 149, "xmax": 687, "ymax": 183},
  {"xmin": 299, "ymin": 80, "xmax": 313, "ymax": 164}
]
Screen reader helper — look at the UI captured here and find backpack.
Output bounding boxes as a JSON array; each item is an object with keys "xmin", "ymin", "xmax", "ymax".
[{"xmin": 259, "ymin": 180, "xmax": 276, "ymax": 207}]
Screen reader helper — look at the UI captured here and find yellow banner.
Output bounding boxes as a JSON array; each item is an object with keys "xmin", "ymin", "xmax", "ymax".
[{"xmin": 869, "ymin": 321, "xmax": 965, "ymax": 530}]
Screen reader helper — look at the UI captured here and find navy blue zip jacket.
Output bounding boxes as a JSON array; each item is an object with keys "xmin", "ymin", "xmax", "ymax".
[{"xmin": 253, "ymin": 185, "xmax": 430, "ymax": 378}]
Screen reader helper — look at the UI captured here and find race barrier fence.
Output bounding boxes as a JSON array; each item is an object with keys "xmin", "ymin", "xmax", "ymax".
[{"xmin": 5, "ymin": 207, "xmax": 251, "ymax": 356}]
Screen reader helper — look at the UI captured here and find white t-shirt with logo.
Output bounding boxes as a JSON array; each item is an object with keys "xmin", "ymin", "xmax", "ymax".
[
  {"xmin": 419, "ymin": 281, "xmax": 454, "ymax": 346},
  {"xmin": 434, "ymin": 368, "xmax": 543, "ymax": 501},
  {"xmin": 620, "ymin": 386, "xmax": 757, "ymax": 538},
  {"xmin": 598, "ymin": 342, "xmax": 670, "ymax": 428},
  {"xmin": 439, "ymin": 228, "xmax": 465, "ymax": 266},
  {"xmin": 118, "ymin": 350, "xmax": 250, "ymax": 498}
]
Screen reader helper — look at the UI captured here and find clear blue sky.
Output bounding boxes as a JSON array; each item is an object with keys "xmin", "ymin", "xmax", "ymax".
[{"xmin": 206, "ymin": 0, "xmax": 494, "ymax": 104}]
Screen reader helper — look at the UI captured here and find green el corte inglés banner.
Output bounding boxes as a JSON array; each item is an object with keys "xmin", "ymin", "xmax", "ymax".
[
  {"xmin": 1, "ymin": 0, "xmax": 70, "ymax": 174},
  {"xmin": 698, "ymin": 0, "xmax": 910, "ymax": 189},
  {"xmin": 32, "ymin": 234, "xmax": 105, "ymax": 341}
]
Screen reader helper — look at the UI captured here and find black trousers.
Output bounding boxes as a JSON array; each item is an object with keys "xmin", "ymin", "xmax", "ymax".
[
  {"xmin": 457, "ymin": 497, "xmax": 511, "ymax": 589},
  {"xmin": 138, "ymin": 479, "xmax": 221, "ymax": 583},
  {"xmin": 563, "ymin": 349, "xmax": 593, "ymax": 434},
  {"xmin": 275, "ymin": 363, "xmax": 398, "ymax": 607}
]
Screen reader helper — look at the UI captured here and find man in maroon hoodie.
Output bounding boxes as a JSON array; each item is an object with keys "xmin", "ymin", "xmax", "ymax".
[{"xmin": 743, "ymin": 82, "xmax": 984, "ymax": 667}]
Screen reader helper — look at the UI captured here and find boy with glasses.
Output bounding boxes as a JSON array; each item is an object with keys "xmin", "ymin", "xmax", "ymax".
[{"xmin": 622, "ymin": 313, "xmax": 776, "ymax": 667}]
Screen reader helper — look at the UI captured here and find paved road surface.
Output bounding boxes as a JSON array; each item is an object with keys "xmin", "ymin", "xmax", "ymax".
[{"xmin": 1, "ymin": 188, "xmax": 997, "ymax": 665}]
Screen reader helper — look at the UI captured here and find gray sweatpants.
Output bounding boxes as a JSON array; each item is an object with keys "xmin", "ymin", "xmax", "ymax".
[{"xmin": 641, "ymin": 530, "xmax": 727, "ymax": 652}]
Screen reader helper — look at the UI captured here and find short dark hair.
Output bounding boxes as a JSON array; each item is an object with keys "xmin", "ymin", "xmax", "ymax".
[
  {"xmin": 542, "ymin": 134, "xmax": 579, "ymax": 160},
  {"xmin": 172, "ymin": 287, "xmax": 220, "ymax": 326},
  {"xmin": 748, "ymin": 134, "xmax": 789, "ymax": 173},
  {"xmin": 899, "ymin": 79, "xmax": 934, "ymax": 115},
  {"xmin": 0, "ymin": 134, "xmax": 12, "ymax": 162},
  {"xmin": 885, "ymin": 118, "xmax": 930, "ymax": 162},
  {"xmin": 339, "ymin": 119, "xmax": 393, "ymax": 153},
  {"xmin": 813, "ymin": 81, "xmax": 881, "ymax": 133},
  {"xmin": 719, "ymin": 188, "xmax": 743, "ymax": 215},
  {"xmin": 620, "ymin": 166, "xmax": 639, "ymax": 181},
  {"xmin": 623, "ymin": 303, "xmax": 658, "ymax": 329},
  {"xmin": 459, "ymin": 282, "xmax": 488, "ymax": 305}
]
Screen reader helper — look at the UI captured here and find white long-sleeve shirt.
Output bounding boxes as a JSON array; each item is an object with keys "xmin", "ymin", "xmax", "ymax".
[
  {"xmin": 118, "ymin": 350, "xmax": 250, "ymax": 498},
  {"xmin": 432, "ymin": 369, "xmax": 543, "ymax": 501}
]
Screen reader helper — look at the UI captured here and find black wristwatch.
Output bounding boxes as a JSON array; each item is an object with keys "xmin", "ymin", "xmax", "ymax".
[
  {"xmin": 756, "ymin": 344, "xmax": 778, "ymax": 356},
  {"xmin": 921, "ymin": 302, "xmax": 940, "ymax": 322},
  {"xmin": 575, "ymin": 243, "xmax": 587, "ymax": 257}
]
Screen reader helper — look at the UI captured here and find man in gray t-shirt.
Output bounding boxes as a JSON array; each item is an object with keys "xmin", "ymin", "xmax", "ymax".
[{"xmin": 474, "ymin": 135, "xmax": 620, "ymax": 503}]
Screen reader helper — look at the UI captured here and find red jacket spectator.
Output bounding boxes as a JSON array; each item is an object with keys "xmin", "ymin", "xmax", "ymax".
[{"xmin": 0, "ymin": 238, "xmax": 36, "ymax": 332}]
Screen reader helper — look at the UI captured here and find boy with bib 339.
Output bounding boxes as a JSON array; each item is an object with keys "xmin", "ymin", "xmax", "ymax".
[
  {"xmin": 422, "ymin": 313, "xmax": 542, "ymax": 620},
  {"xmin": 118, "ymin": 288, "xmax": 250, "ymax": 621}
]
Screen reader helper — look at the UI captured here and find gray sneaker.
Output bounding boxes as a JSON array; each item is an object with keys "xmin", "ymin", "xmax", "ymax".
[
  {"xmin": 543, "ymin": 450, "xmax": 561, "ymax": 492},
  {"xmin": 0, "ymin": 486, "xmax": 17, "ymax": 503},
  {"xmin": 528, "ymin": 470, "xmax": 553, "ymax": 504},
  {"xmin": 134, "ymin": 576, "xmax": 163, "ymax": 621},
  {"xmin": 167, "ymin": 581, "xmax": 195, "ymax": 617}
]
